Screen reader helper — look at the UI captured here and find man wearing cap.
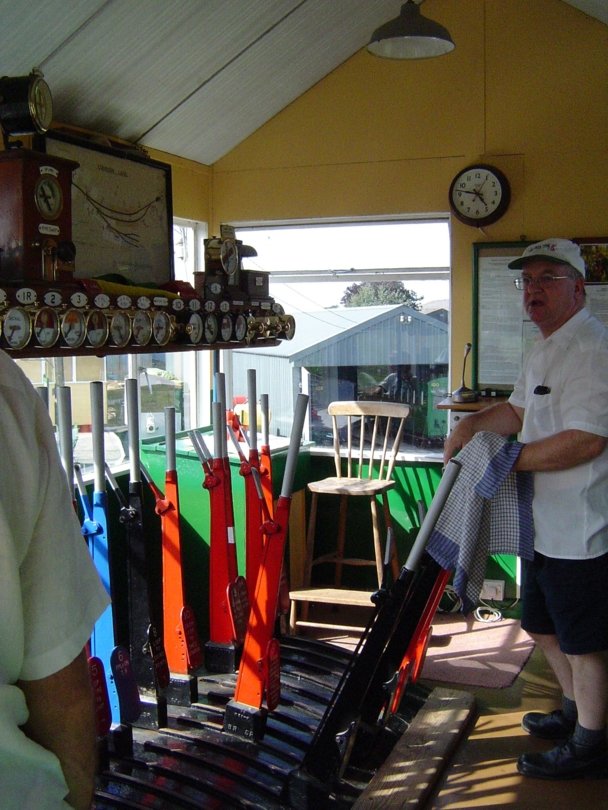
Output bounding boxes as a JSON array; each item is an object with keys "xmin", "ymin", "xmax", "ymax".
[{"xmin": 444, "ymin": 238, "xmax": 608, "ymax": 780}]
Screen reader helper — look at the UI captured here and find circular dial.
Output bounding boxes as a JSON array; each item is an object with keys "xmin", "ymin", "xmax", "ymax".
[
  {"xmin": 132, "ymin": 310, "xmax": 153, "ymax": 346},
  {"xmin": 279, "ymin": 314, "xmax": 296, "ymax": 340},
  {"xmin": 186, "ymin": 312, "xmax": 203, "ymax": 344},
  {"xmin": 34, "ymin": 175, "xmax": 63, "ymax": 220},
  {"xmin": 204, "ymin": 313, "xmax": 218, "ymax": 344},
  {"xmin": 220, "ymin": 238, "xmax": 239, "ymax": 276},
  {"xmin": 152, "ymin": 311, "xmax": 173, "ymax": 346},
  {"xmin": 33, "ymin": 307, "xmax": 60, "ymax": 348},
  {"xmin": 234, "ymin": 313, "xmax": 248, "ymax": 342},
  {"xmin": 4, "ymin": 307, "xmax": 32, "ymax": 349},
  {"xmin": 60, "ymin": 308, "xmax": 86, "ymax": 348},
  {"xmin": 109, "ymin": 310, "xmax": 132, "ymax": 347},
  {"xmin": 449, "ymin": 164, "xmax": 510, "ymax": 227},
  {"xmin": 29, "ymin": 73, "xmax": 53, "ymax": 132},
  {"xmin": 220, "ymin": 313, "xmax": 234, "ymax": 342},
  {"xmin": 85, "ymin": 309, "xmax": 109, "ymax": 349}
]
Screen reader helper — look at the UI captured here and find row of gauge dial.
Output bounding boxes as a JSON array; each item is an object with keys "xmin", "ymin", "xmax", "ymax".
[{"xmin": 1, "ymin": 305, "xmax": 250, "ymax": 351}]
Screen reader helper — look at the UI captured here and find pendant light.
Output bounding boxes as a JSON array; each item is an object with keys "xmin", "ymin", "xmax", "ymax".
[{"xmin": 368, "ymin": 0, "xmax": 454, "ymax": 60}]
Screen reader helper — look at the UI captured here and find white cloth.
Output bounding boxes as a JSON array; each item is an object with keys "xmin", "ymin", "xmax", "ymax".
[
  {"xmin": 426, "ymin": 432, "xmax": 534, "ymax": 612},
  {"xmin": 509, "ymin": 308, "xmax": 608, "ymax": 559},
  {"xmin": 0, "ymin": 351, "xmax": 110, "ymax": 809}
]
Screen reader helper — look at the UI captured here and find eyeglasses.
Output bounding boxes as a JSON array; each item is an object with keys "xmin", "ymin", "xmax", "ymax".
[{"xmin": 513, "ymin": 274, "xmax": 573, "ymax": 291}]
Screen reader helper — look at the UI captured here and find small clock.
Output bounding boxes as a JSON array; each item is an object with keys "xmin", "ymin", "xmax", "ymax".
[
  {"xmin": 186, "ymin": 312, "xmax": 203, "ymax": 344},
  {"xmin": 220, "ymin": 313, "xmax": 234, "ymax": 342},
  {"xmin": 152, "ymin": 311, "xmax": 173, "ymax": 346},
  {"xmin": 203, "ymin": 313, "xmax": 218, "ymax": 344},
  {"xmin": 34, "ymin": 174, "xmax": 63, "ymax": 220},
  {"xmin": 0, "ymin": 69, "xmax": 53, "ymax": 142},
  {"xmin": 234, "ymin": 313, "xmax": 248, "ymax": 342},
  {"xmin": 449, "ymin": 164, "xmax": 510, "ymax": 227},
  {"xmin": 220, "ymin": 238, "xmax": 239, "ymax": 276},
  {"xmin": 132, "ymin": 310, "xmax": 152, "ymax": 346},
  {"xmin": 109, "ymin": 310, "xmax": 132, "ymax": 347}
]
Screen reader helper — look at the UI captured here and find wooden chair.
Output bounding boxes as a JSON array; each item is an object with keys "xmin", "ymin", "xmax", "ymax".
[{"xmin": 289, "ymin": 400, "xmax": 410, "ymax": 634}]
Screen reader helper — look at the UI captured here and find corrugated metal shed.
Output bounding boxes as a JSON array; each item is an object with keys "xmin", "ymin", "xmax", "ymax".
[
  {"xmin": 235, "ymin": 304, "xmax": 448, "ymax": 365},
  {"xmin": 231, "ymin": 304, "xmax": 447, "ymax": 436}
]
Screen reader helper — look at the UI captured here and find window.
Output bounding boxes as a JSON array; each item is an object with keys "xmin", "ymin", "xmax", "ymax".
[{"xmin": 229, "ymin": 219, "xmax": 451, "ymax": 451}]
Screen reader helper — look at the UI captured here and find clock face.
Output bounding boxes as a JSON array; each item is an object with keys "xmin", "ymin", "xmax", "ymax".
[
  {"xmin": 220, "ymin": 238, "xmax": 239, "ymax": 276},
  {"xmin": 34, "ymin": 175, "xmax": 63, "ymax": 220},
  {"xmin": 449, "ymin": 164, "xmax": 510, "ymax": 227},
  {"xmin": 29, "ymin": 74, "xmax": 53, "ymax": 132},
  {"xmin": 109, "ymin": 311, "xmax": 132, "ymax": 347},
  {"xmin": 204, "ymin": 313, "xmax": 218, "ymax": 344},
  {"xmin": 132, "ymin": 310, "xmax": 152, "ymax": 346},
  {"xmin": 220, "ymin": 313, "xmax": 234, "ymax": 342},
  {"xmin": 234, "ymin": 313, "xmax": 248, "ymax": 342},
  {"xmin": 186, "ymin": 312, "xmax": 203, "ymax": 344},
  {"xmin": 152, "ymin": 311, "xmax": 172, "ymax": 346}
]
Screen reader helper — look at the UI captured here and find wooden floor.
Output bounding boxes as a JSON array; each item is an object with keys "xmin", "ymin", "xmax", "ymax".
[
  {"xmin": 297, "ymin": 604, "xmax": 608, "ymax": 808},
  {"xmin": 426, "ymin": 643, "xmax": 608, "ymax": 809}
]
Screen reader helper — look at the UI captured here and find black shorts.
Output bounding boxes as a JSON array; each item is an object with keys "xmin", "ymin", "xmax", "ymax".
[{"xmin": 521, "ymin": 550, "xmax": 608, "ymax": 655}]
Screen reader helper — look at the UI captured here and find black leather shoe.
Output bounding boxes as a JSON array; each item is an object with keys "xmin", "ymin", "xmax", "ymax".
[
  {"xmin": 521, "ymin": 709, "xmax": 576, "ymax": 740},
  {"xmin": 517, "ymin": 739, "xmax": 608, "ymax": 780}
]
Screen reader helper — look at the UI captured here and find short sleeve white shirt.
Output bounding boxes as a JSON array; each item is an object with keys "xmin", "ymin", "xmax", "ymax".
[
  {"xmin": 0, "ymin": 352, "xmax": 109, "ymax": 808},
  {"xmin": 509, "ymin": 308, "xmax": 608, "ymax": 559}
]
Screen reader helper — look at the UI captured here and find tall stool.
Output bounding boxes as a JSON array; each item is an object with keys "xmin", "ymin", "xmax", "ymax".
[{"xmin": 289, "ymin": 400, "xmax": 410, "ymax": 634}]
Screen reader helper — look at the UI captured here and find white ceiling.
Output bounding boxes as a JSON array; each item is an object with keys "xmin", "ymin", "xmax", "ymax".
[{"xmin": 1, "ymin": 1, "xmax": 605, "ymax": 166}]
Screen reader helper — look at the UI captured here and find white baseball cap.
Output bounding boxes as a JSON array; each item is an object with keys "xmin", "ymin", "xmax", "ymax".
[{"xmin": 507, "ymin": 238, "xmax": 586, "ymax": 277}]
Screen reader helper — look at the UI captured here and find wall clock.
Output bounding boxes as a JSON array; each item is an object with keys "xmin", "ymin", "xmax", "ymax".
[{"xmin": 449, "ymin": 164, "xmax": 510, "ymax": 227}]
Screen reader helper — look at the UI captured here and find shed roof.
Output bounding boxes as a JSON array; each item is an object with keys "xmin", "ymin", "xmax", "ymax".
[{"xmin": 235, "ymin": 304, "xmax": 448, "ymax": 367}]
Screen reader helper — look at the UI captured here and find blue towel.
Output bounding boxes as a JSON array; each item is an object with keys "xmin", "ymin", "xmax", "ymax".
[{"xmin": 426, "ymin": 431, "xmax": 534, "ymax": 613}]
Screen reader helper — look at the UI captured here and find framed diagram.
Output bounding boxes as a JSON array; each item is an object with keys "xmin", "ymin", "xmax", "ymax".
[
  {"xmin": 38, "ymin": 129, "xmax": 174, "ymax": 286},
  {"xmin": 473, "ymin": 241, "xmax": 532, "ymax": 391},
  {"xmin": 473, "ymin": 239, "xmax": 608, "ymax": 391}
]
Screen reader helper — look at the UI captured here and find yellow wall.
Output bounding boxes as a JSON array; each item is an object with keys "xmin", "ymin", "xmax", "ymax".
[
  {"xmin": 145, "ymin": 147, "xmax": 212, "ymax": 224},
  {"xmin": 175, "ymin": 0, "xmax": 606, "ymax": 389}
]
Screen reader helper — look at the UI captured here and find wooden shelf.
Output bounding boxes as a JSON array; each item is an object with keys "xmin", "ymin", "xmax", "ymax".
[{"xmin": 437, "ymin": 395, "xmax": 509, "ymax": 412}]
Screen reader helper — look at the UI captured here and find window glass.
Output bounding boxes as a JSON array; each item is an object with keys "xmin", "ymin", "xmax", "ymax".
[{"xmin": 232, "ymin": 220, "xmax": 450, "ymax": 452}]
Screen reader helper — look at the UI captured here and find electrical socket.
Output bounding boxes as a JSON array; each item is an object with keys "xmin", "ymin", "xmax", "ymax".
[{"xmin": 480, "ymin": 579, "xmax": 505, "ymax": 601}]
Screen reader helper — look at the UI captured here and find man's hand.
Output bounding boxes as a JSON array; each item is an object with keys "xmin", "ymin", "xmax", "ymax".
[
  {"xmin": 443, "ymin": 416, "xmax": 476, "ymax": 463},
  {"xmin": 443, "ymin": 402, "xmax": 524, "ymax": 464}
]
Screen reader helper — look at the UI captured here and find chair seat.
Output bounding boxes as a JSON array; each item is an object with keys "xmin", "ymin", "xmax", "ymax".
[{"xmin": 308, "ymin": 476, "xmax": 396, "ymax": 496}]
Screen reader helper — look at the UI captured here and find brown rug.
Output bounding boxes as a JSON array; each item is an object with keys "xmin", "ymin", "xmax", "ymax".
[{"xmin": 420, "ymin": 612, "xmax": 535, "ymax": 689}]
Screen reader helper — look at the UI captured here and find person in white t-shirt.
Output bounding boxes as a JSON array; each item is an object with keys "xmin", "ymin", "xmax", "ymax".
[
  {"xmin": 444, "ymin": 239, "xmax": 608, "ymax": 780},
  {"xmin": 0, "ymin": 351, "xmax": 109, "ymax": 809}
]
